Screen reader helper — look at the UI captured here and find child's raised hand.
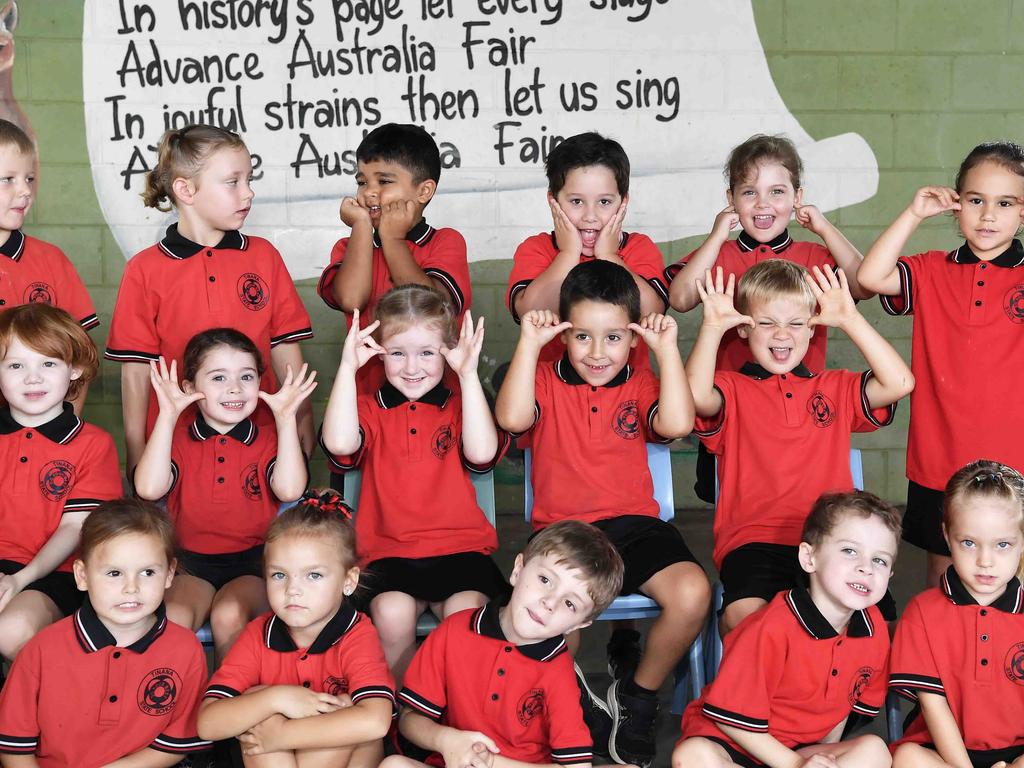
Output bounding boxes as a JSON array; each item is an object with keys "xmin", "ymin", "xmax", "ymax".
[
  {"xmin": 794, "ymin": 203, "xmax": 828, "ymax": 236},
  {"xmin": 377, "ymin": 199, "xmax": 418, "ymax": 241},
  {"xmin": 519, "ymin": 309, "xmax": 572, "ymax": 349},
  {"xmin": 711, "ymin": 204, "xmax": 740, "ymax": 240},
  {"xmin": 272, "ymin": 685, "xmax": 345, "ymax": 720},
  {"xmin": 0, "ymin": 572, "xmax": 23, "ymax": 614},
  {"xmin": 908, "ymin": 185, "xmax": 961, "ymax": 220},
  {"xmin": 340, "ymin": 309, "xmax": 385, "ymax": 371},
  {"xmin": 594, "ymin": 199, "xmax": 628, "ymax": 260},
  {"xmin": 149, "ymin": 357, "xmax": 205, "ymax": 417},
  {"xmin": 628, "ymin": 312, "xmax": 679, "ymax": 353},
  {"xmin": 440, "ymin": 310, "xmax": 485, "ymax": 378},
  {"xmin": 548, "ymin": 194, "xmax": 583, "ymax": 256},
  {"xmin": 695, "ymin": 267, "xmax": 754, "ymax": 332},
  {"xmin": 438, "ymin": 728, "xmax": 499, "ymax": 768},
  {"xmin": 339, "ymin": 196, "xmax": 371, "ymax": 229},
  {"xmin": 258, "ymin": 363, "xmax": 317, "ymax": 420},
  {"xmin": 805, "ymin": 265, "xmax": 857, "ymax": 329}
]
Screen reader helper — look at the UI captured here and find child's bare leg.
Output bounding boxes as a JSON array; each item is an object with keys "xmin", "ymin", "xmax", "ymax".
[
  {"xmin": 371, "ymin": 591, "xmax": 425, "ymax": 684},
  {"xmin": 0, "ymin": 591, "xmax": 61, "ymax": 660},
  {"xmin": 635, "ymin": 562, "xmax": 710, "ymax": 689},
  {"xmin": 432, "ymin": 590, "xmax": 487, "ymax": 619},
  {"xmin": 798, "ymin": 734, "xmax": 892, "ymax": 767},
  {"xmin": 212, "ymin": 575, "xmax": 269, "ymax": 662},
  {"xmin": 380, "ymin": 757, "xmax": 429, "ymax": 767},
  {"xmin": 164, "ymin": 573, "xmax": 215, "ymax": 631},
  {"xmin": 720, "ymin": 597, "xmax": 767, "ymax": 637},
  {"xmin": 243, "ymin": 749, "xmax": 298, "ymax": 768},
  {"xmin": 297, "ymin": 740, "xmax": 383, "ymax": 768},
  {"xmin": 926, "ymin": 554, "xmax": 952, "ymax": 589},
  {"xmin": 672, "ymin": 737, "xmax": 739, "ymax": 767},
  {"xmin": 892, "ymin": 742, "xmax": 952, "ymax": 767}
]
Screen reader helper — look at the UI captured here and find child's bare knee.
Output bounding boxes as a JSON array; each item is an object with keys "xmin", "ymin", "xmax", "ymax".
[{"xmin": 672, "ymin": 738, "xmax": 724, "ymax": 768}]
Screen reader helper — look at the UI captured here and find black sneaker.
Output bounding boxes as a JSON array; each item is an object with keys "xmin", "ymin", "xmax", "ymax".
[
  {"xmin": 607, "ymin": 678, "xmax": 658, "ymax": 767},
  {"xmin": 606, "ymin": 627, "xmax": 642, "ymax": 681},
  {"xmin": 574, "ymin": 662, "xmax": 612, "ymax": 757}
]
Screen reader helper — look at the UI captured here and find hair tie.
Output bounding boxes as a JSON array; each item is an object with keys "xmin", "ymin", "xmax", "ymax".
[
  {"xmin": 301, "ymin": 490, "xmax": 353, "ymax": 521},
  {"xmin": 973, "ymin": 471, "xmax": 1004, "ymax": 484}
]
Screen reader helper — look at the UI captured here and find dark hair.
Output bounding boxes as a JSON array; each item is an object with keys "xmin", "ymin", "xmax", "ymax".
[
  {"xmin": 943, "ymin": 459, "xmax": 1024, "ymax": 530},
  {"xmin": 954, "ymin": 141, "xmax": 1024, "ymax": 192},
  {"xmin": 0, "ymin": 303, "xmax": 98, "ymax": 400},
  {"xmin": 726, "ymin": 134, "xmax": 802, "ymax": 191},
  {"xmin": 521, "ymin": 520, "xmax": 624, "ymax": 618},
  {"xmin": 558, "ymin": 260, "xmax": 640, "ymax": 324},
  {"xmin": 545, "ymin": 132, "xmax": 630, "ymax": 197},
  {"xmin": 143, "ymin": 125, "xmax": 247, "ymax": 211},
  {"xmin": 802, "ymin": 490, "xmax": 902, "ymax": 548},
  {"xmin": 266, "ymin": 491, "xmax": 357, "ymax": 571},
  {"xmin": 0, "ymin": 119, "xmax": 35, "ymax": 157},
  {"xmin": 182, "ymin": 328, "xmax": 265, "ymax": 383},
  {"xmin": 356, "ymin": 123, "xmax": 441, "ymax": 184},
  {"xmin": 79, "ymin": 498, "xmax": 177, "ymax": 566}
]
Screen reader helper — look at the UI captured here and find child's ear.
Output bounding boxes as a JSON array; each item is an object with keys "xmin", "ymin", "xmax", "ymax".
[
  {"xmin": 736, "ymin": 325, "xmax": 750, "ymax": 340},
  {"xmin": 941, "ymin": 523, "xmax": 952, "ymax": 553},
  {"xmin": 416, "ymin": 178, "xmax": 437, "ymax": 204},
  {"xmin": 726, "ymin": 188, "xmax": 734, "ymax": 207},
  {"xmin": 69, "ymin": 367, "xmax": 82, "ymax": 382},
  {"xmin": 629, "ymin": 329, "xmax": 639, "ymax": 349},
  {"xmin": 560, "ymin": 327, "xmax": 571, "ymax": 346},
  {"xmin": 182, "ymin": 379, "xmax": 196, "ymax": 394},
  {"xmin": 343, "ymin": 565, "xmax": 361, "ymax": 597},
  {"xmin": 797, "ymin": 541, "xmax": 816, "ymax": 575},
  {"xmin": 72, "ymin": 559, "xmax": 88, "ymax": 591},
  {"xmin": 171, "ymin": 176, "xmax": 196, "ymax": 206},
  {"xmin": 794, "ymin": 186, "xmax": 804, "ymax": 208},
  {"xmin": 568, "ymin": 618, "xmax": 593, "ymax": 634},
  {"xmin": 165, "ymin": 558, "xmax": 177, "ymax": 589},
  {"xmin": 508, "ymin": 553, "xmax": 525, "ymax": 587}
]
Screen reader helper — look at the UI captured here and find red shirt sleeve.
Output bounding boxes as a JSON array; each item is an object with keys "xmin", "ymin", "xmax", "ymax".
[
  {"xmin": 317, "ymin": 238, "xmax": 349, "ymax": 311},
  {"xmin": 620, "ymin": 233, "xmax": 668, "ymax": 309},
  {"xmin": 266, "ymin": 244, "xmax": 313, "ymax": 346},
  {"xmin": 507, "ymin": 234, "xmax": 557, "ymax": 323},
  {"xmin": 0, "ymin": 633, "xmax": 42, "ymax": 753},
  {"xmin": 106, "ymin": 255, "xmax": 161, "ymax": 362},
  {"xmin": 692, "ymin": 372, "xmax": 732, "ymax": 452},
  {"xmin": 635, "ymin": 368, "xmax": 672, "ymax": 443},
  {"xmin": 151, "ymin": 636, "xmax": 211, "ymax": 753},
  {"xmin": 49, "ymin": 244, "xmax": 99, "ymax": 330},
  {"xmin": 889, "ymin": 596, "xmax": 944, "ymax": 700},
  {"xmin": 837, "ymin": 370, "xmax": 897, "ymax": 432},
  {"xmin": 64, "ymin": 428, "xmax": 123, "ymax": 513},
  {"xmin": 205, "ymin": 619, "xmax": 264, "ymax": 698},
  {"xmin": 543, "ymin": 655, "xmax": 593, "ymax": 765},
  {"xmin": 879, "ymin": 254, "xmax": 926, "ymax": 317},
  {"xmin": 323, "ymin": 394, "xmax": 377, "ymax": 472},
  {"xmin": 398, "ymin": 616, "xmax": 451, "ymax": 720},
  {"xmin": 339, "ymin": 618, "xmax": 396, "ymax": 707},
  {"xmin": 420, "ymin": 229, "xmax": 470, "ymax": 314}
]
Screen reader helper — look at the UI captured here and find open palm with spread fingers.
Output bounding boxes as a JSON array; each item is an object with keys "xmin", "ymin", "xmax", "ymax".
[
  {"xmin": 258, "ymin": 363, "xmax": 317, "ymax": 420},
  {"xmin": 440, "ymin": 310, "xmax": 485, "ymax": 378},
  {"xmin": 805, "ymin": 265, "xmax": 857, "ymax": 329},
  {"xmin": 695, "ymin": 267, "xmax": 754, "ymax": 332},
  {"xmin": 341, "ymin": 308, "xmax": 385, "ymax": 370},
  {"xmin": 149, "ymin": 357, "xmax": 205, "ymax": 417}
]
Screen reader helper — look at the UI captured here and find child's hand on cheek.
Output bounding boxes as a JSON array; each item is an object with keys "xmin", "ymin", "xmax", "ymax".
[
  {"xmin": 520, "ymin": 309, "xmax": 572, "ymax": 350},
  {"xmin": 339, "ymin": 196, "xmax": 371, "ymax": 229},
  {"xmin": 629, "ymin": 312, "xmax": 678, "ymax": 354},
  {"xmin": 377, "ymin": 199, "xmax": 419, "ymax": 241},
  {"xmin": 695, "ymin": 267, "xmax": 753, "ymax": 332},
  {"xmin": 549, "ymin": 195, "xmax": 582, "ymax": 256},
  {"xmin": 594, "ymin": 199, "xmax": 628, "ymax": 260},
  {"xmin": 340, "ymin": 309, "xmax": 385, "ymax": 372},
  {"xmin": 149, "ymin": 357, "xmax": 205, "ymax": 417},
  {"xmin": 711, "ymin": 204, "xmax": 740, "ymax": 240},
  {"xmin": 440, "ymin": 310, "xmax": 485, "ymax": 379},
  {"xmin": 794, "ymin": 203, "xmax": 828, "ymax": 236}
]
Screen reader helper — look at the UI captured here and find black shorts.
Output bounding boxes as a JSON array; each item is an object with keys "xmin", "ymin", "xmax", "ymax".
[
  {"xmin": 719, "ymin": 543, "xmax": 897, "ymax": 621},
  {"xmin": 177, "ymin": 545, "xmax": 264, "ymax": 591},
  {"xmin": 901, "ymin": 481, "xmax": 949, "ymax": 556},
  {"xmin": 0, "ymin": 560, "xmax": 83, "ymax": 617},
  {"xmin": 591, "ymin": 515, "xmax": 700, "ymax": 596},
  {"xmin": 362, "ymin": 552, "xmax": 510, "ymax": 604},
  {"xmin": 920, "ymin": 742, "xmax": 1024, "ymax": 767}
]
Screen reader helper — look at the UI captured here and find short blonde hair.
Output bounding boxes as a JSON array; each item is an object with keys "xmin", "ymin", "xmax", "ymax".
[
  {"xmin": 735, "ymin": 258, "xmax": 815, "ymax": 316},
  {"xmin": 373, "ymin": 284, "xmax": 458, "ymax": 348},
  {"xmin": 944, "ymin": 459, "xmax": 1024, "ymax": 532}
]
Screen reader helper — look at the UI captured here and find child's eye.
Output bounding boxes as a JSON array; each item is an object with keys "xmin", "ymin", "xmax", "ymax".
[
  {"xmin": 142, "ymin": 568, "xmax": 156, "ymax": 577},
  {"xmin": 389, "ymin": 350, "xmax": 404, "ymax": 357},
  {"xmin": 0, "ymin": 176, "xmax": 11, "ymax": 184},
  {"xmin": 960, "ymin": 539, "xmax": 976, "ymax": 549},
  {"xmin": 770, "ymin": 187, "xmax": 786, "ymax": 195},
  {"xmin": 212, "ymin": 374, "xmax": 225, "ymax": 382},
  {"xmin": 269, "ymin": 571, "xmax": 285, "ymax": 580},
  {"xmin": 568, "ymin": 197, "xmax": 582, "ymax": 205},
  {"xmin": 241, "ymin": 373, "xmax": 255, "ymax": 381},
  {"xmin": 998, "ymin": 541, "xmax": 1014, "ymax": 549},
  {"xmin": 841, "ymin": 547, "xmax": 856, "ymax": 556},
  {"xmin": 355, "ymin": 179, "xmax": 366, "ymax": 187},
  {"xmin": 607, "ymin": 334, "xmax": 621, "ymax": 343},
  {"xmin": 7, "ymin": 362, "xmax": 20, "ymax": 369},
  {"xmin": 599, "ymin": 198, "xmax": 614, "ymax": 206},
  {"xmin": 789, "ymin": 321, "xmax": 805, "ymax": 328},
  {"xmin": 967, "ymin": 197, "xmax": 982, "ymax": 205},
  {"xmin": 538, "ymin": 574, "xmax": 549, "ymax": 585},
  {"xmin": 42, "ymin": 361, "xmax": 57, "ymax": 367},
  {"xmin": 421, "ymin": 350, "xmax": 434, "ymax": 357},
  {"xmin": 758, "ymin": 321, "xmax": 774, "ymax": 327},
  {"xmin": 26, "ymin": 175, "xmax": 35, "ymax": 185},
  {"xmin": 565, "ymin": 599, "xmax": 576, "ymax": 612},
  {"xmin": 106, "ymin": 569, "xmax": 122, "ymax": 577},
  {"xmin": 872, "ymin": 557, "xmax": 889, "ymax": 568},
  {"xmin": 308, "ymin": 572, "xmax": 323, "ymax": 581},
  {"xmin": 574, "ymin": 333, "xmax": 589, "ymax": 342}
]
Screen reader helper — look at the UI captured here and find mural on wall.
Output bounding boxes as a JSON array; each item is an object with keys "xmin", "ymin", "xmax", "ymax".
[
  {"xmin": 82, "ymin": 0, "xmax": 878, "ymax": 280},
  {"xmin": 0, "ymin": 2, "xmax": 33, "ymax": 145}
]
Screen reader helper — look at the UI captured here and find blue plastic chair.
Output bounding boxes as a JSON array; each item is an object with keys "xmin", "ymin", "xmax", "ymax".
[{"xmin": 524, "ymin": 443, "xmax": 705, "ymax": 713}]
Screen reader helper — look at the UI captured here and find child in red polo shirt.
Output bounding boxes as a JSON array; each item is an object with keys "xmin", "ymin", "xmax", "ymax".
[
  {"xmin": 133, "ymin": 328, "xmax": 315, "ymax": 662},
  {"xmin": 687, "ymin": 260, "xmax": 913, "ymax": 635},
  {"xmin": 382, "ymin": 520, "xmax": 624, "ymax": 768},
  {"xmin": 318, "ymin": 123, "xmax": 471, "ymax": 395},
  {"xmin": 890, "ymin": 460, "xmax": 1024, "ymax": 768},
  {"xmin": 0, "ymin": 304, "xmax": 121, "ymax": 662},
  {"xmin": 507, "ymin": 132, "xmax": 669, "ymax": 373},
  {"xmin": 106, "ymin": 125, "xmax": 314, "ymax": 476},
  {"xmin": 665, "ymin": 134, "xmax": 867, "ymax": 505},
  {"xmin": 0, "ymin": 497, "xmax": 211, "ymax": 768},
  {"xmin": 674, "ymin": 491, "xmax": 899, "ymax": 768},
  {"xmin": 199, "ymin": 492, "xmax": 394, "ymax": 766},
  {"xmin": 321, "ymin": 284, "xmax": 509, "ymax": 684},
  {"xmin": 859, "ymin": 141, "xmax": 1024, "ymax": 588},
  {"xmin": 496, "ymin": 259, "xmax": 703, "ymax": 768}
]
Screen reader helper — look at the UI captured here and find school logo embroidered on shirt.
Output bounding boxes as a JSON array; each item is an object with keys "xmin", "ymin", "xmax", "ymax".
[
  {"xmin": 324, "ymin": 676, "xmax": 348, "ymax": 696},
  {"xmin": 1003, "ymin": 284, "xmax": 1024, "ymax": 324},
  {"xmin": 38, "ymin": 460, "xmax": 75, "ymax": 501},
  {"xmin": 237, "ymin": 272, "xmax": 270, "ymax": 311},
  {"xmin": 432, "ymin": 424, "xmax": 454, "ymax": 459},
  {"xmin": 517, "ymin": 688, "xmax": 545, "ymax": 726},
  {"xmin": 137, "ymin": 668, "xmax": 181, "ymax": 716},
  {"xmin": 23, "ymin": 282, "xmax": 54, "ymax": 305},
  {"xmin": 1004, "ymin": 642, "xmax": 1024, "ymax": 685},
  {"xmin": 807, "ymin": 391, "xmax": 836, "ymax": 428},
  {"xmin": 848, "ymin": 666, "xmax": 875, "ymax": 705},
  {"xmin": 612, "ymin": 399, "xmax": 640, "ymax": 440},
  {"xmin": 241, "ymin": 463, "xmax": 262, "ymax": 500}
]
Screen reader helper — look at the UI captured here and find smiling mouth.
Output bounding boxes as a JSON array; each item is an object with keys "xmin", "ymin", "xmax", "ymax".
[
  {"xmin": 116, "ymin": 601, "xmax": 142, "ymax": 610},
  {"xmin": 368, "ymin": 205, "xmax": 382, "ymax": 216},
  {"xmin": 769, "ymin": 347, "xmax": 791, "ymax": 361},
  {"xmin": 526, "ymin": 608, "xmax": 544, "ymax": 626},
  {"xmin": 753, "ymin": 214, "xmax": 776, "ymax": 230},
  {"xmin": 220, "ymin": 401, "xmax": 246, "ymax": 410},
  {"xmin": 23, "ymin": 391, "xmax": 47, "ymax": 399},
  {"xmin": 847, "ymin": 582, "xmax": 869, "ymax": 594}
]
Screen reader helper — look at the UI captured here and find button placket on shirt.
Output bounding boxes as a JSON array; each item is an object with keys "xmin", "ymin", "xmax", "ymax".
[
  {"xmin": 975, "ymin": 608, "xmax": 993, "ymax": 681},
  {"xmin": 486, "ymin": 651, "xmax": 510, "ymax": 717},
  {"xmin": 407, "ymin": 403, "xmax": 422, "ymax": 461},
  {"xmin": 588, "ymin": 386, "xmax": 602, "ymax": 440},
  {"xmin": 212, "ymin": 438, "xmax": 229, "ymax": 501},
  {"xmin": 778, "ymin": 374, "xmax": 800, "ymax": 426},
  {"xmin": 204, "ymin": 252, "xmax": 222, "ymax": 314},
  {"xmin": 98, "ymin": 648, "xmax": 127, "ymax": 725},
  {"xmin": 968, "ymin": 263, "xmax": 990, "ymax": 325}
]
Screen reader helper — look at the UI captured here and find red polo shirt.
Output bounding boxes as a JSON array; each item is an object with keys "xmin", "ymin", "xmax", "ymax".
[
  {"xmin": 681, "ymin": 588, "xmax": 889, "ymax": 758},
  {"xmin": 399, "ymin": 602, "xmax": 592, "ymax": 766},
  {"xmin": 519, "ymin": 356, "xmax": 669, "ymax": 529},
  {"xmin": 0, "ymin": 404, "xmax": 122, "ymax": 572},
  {"xmin": 665, "ymin": 231, "xmax": 835, "ymax": 372},
  {"xmin": 205, "ymin": 602, "xmax": 395, "ymax": 709},
  {"xmin": 506, "ymin": 231, "xmax": 668, "ymax": 371},
  {"xmin": 167, "ymin": 414, "xmax": 280, "ymax": 555},
  {"xmin": 0, "ymin": 230, "xmax": 98, "ymax": 329},
  {"xmin": 695, "ymin": 363, "xmax": 895, "ymax": 568},
  {"xmin": 890, "ymin": 568, "xmax": 1024, "ymax": 753},
  {"xmin": 105, "ymin": 225, "xmax": 313, "ymax": 431},
  {"xmin": 317, "ymin": 221, "xmax": 471, "ymax": 394},
  {"xmin": 324, "ymin": 383, "xmax": 507, "ymax": 565},
  {"xmin": 0, "ymin": 601, "xmax": 210, "ymax": 767},
  {"xmin": 879, "ymin": 241, "xmax": 1024, "ymax": 490}
]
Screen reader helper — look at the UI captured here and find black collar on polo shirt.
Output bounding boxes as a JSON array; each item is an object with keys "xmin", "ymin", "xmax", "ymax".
[
  {"xmin": 739, "ymin": 361, "xmax": 814, "ymax": 380},
  {"xmin": 73, "ymin": 598, "xmax": 168, "ymax": 653},
  {"xmin": 375, "ymin": 381, "xmax": 451, "ymax": 409},
  {"xmin": 554, "ymin": 354, "xmax": 632, "ymax": 388},
  {"xmin": 949, "ymin": 238, "xmax": 1024, "ymax": 268},
  {"xmin": 264, "ymin": 600, "xmax": 360, "ymax": 654},
  {"xmin": 784, "ymin": 587, "xmax": 875, "ymax": 639},
  {"xmin": 0, "ymin": 402, "xmax": 84, "ymax": 444},
  {"xmin": 371, "ymin": 218, "xmax": 435, "ymax": 249},
  {"xmin": 189, "ymin": 412, "xmax": 258, "ymax": 445},
  {"xmin": 471, "ymin": 601, "xmax": 567, "ymax": 662},
  {"xmin": 940, "ymin": 566, "xmax": 1024, "ymax": 613},
  {"xmin": 549, "ymin": 231, "xmax": 629, "ymax": 253},
  {"xmin": 158, "ymin": 224, "xmax": 248, "ymax": 260},
  {"xmin": 737, "ymin": 229, "xmax": 793, "ymax": 254},
  {"xmin": 0, "ymin": 229, "xmax": 26, "ymax": 261}
]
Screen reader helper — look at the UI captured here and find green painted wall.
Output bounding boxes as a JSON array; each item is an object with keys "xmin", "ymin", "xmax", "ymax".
[{"xmin": 15, "ymin": 0, "xmax": 1017, "ymax": 505}]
